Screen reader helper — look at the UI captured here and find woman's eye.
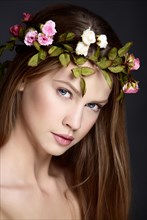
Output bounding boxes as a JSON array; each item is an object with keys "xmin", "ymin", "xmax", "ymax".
[
  {"xmin": 58, "ymin": 88, "xmax": 72, "ymax": 98},
  {"xmin": 86, "ymin": 103, "xmax": 102, "ymax": 112}
]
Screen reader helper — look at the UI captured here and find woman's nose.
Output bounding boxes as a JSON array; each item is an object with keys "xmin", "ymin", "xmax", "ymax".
[{"xmin": 62, "ymin": 106, "xmax": 83, "ymax": 131}]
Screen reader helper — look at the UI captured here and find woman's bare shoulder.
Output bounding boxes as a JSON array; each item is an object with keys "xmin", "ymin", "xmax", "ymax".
[{"xmin": 0, "ymin": 185, "xmax": 16, "ymax": 219}]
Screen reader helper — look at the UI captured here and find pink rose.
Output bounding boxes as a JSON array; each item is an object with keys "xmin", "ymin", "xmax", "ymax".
[
  {"xmin": 23, "ymin": 12, "xmax": 32, "ymax": 22},
  {"xmin": 41, "ymin": 20, "xmax": 57, "ymax": 37},
  {"xmin": 123, "ymin": 82, "xmax": 139, "ymax": 94},
  {"xmin": 10, "ymin": 25, "xmax": 22, "ymax": 37},
  {"xmin": 131, "ymin": 58, "xmax": 140, "ymax": 70},
  {"xmin": 24, "ymin": 30, "xmax": 38, "ymax": 46},
  {"xmin": 38, "ymin": 33, "xmax": 53, "ymax": 46},
  {"xmin": 127, "ymin": 54, "xmax": 140, "ymax": 71}
]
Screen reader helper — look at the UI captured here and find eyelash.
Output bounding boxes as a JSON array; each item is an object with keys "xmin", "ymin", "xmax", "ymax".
[
  {"xmin": 85, "ymin": 103, "xmax": 102, "ymax": 112},
  {"xmin": 57, "ymin": 88, "xmax": 72, "ymax": 99},
  {"xmin": 57, "ymin": 88, "xmax": 103, "ymax": 112}
]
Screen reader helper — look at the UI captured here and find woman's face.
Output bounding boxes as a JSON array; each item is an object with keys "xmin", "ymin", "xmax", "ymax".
[{"xmin": 18, "ymin": 62, "xmax": 111, "ymax": 156}]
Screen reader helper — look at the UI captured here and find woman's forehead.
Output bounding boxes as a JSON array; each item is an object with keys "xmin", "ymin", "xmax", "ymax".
[{"xmin": 47, "ymin": 62, "xmax": 111, "ymax": 102}]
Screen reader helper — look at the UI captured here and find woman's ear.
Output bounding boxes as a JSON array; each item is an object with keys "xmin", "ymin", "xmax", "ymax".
[{"xmin": 18, "ymin": 82, "xmax": 25, "ymax": 91}]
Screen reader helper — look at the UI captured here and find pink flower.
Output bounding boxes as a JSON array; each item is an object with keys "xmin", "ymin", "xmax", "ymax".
[
  {"xmin": 10, "ymin": 24, "xmax": 22, "ymax": 37},
  {"xmin": 23, "ymin": 12, "xmax": 32, "ymax": 22},
  {"xmin": 24, "ymin": 30, "xmax": 38, "ymax": 46},
  {"xmin": 41, "ymin": 20, "xmax": 57, "ymax": 37},
  {"xmin": 131, "ymin": 58, "xmax": 140, "ymax": 70},
  {"xmin": 123, "ymin": 81, "xmax": 139, "ymax": 94},
  {"xmin": 127, "ymin": 54, "xmax": 140, "ymax": 71},
  {"xmin": 38, "ymin": 33, "xmax": 53, "ymax": 46}
]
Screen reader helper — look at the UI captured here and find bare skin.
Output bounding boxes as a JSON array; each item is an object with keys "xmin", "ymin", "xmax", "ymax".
[{"xmin": 0, "ymin": 161, "xmax": 81, "ymax": 219}]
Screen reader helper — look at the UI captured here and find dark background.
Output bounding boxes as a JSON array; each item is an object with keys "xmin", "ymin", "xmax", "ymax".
[{"xmin": 0, "ymin": 0, "xmax": 147, "ymax": 219}]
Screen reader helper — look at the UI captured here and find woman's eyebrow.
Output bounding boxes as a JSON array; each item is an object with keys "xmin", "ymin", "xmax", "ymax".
[
  {"xmin": 53, "ymin": 79, "xmax": 108, "ymax": 103},
  {"xmin": 53, "ymin": 79, "xmax": 82, "ymax": 96}
]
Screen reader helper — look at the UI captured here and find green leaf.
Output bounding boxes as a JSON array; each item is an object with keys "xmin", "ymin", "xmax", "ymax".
[
  {"xmin": 108, "ymin": 47, "xmax": 117, "ymax": 60},
  {"xmin": 6, "ymin": 41, "xmax": 15, "ymax": 51},
  {"xmin": 59, "ymin": 53, "xmax": 70, "ymax": 67},
  {"xmin": 120, "ymin": 74, "xmax": 128, "ymax": 84},
  {"xmin": 34, "ymin": 41, "xmax": 40, "ymax": 51},
  {"xmin": 118, "ymin": 42, "xmax": 133, "ymax": 57},
  {"xmin": 97, "ymin": 58, "xmax": 112, "ymax": 69},
  {"xmin": 39, "ymin": 49, "xmax": 47, "ymax": 60},
  {"xmin": 102, "ymin": 70, "xmax": 113, "ymax": 89},
  {"xmin": 94, "ymin": 47, "xmax": 100, "ymax": 58},
  {"xmin": 58, "ymin": 33, "xmax": 67, "ymax": 42},
  {"xmin": 66, "ymin": 32, "xmax": 75, "ymax": 41},
  {"xmin": 48, "ymin": 46, "xmax": 63, "ymax": 57},
  {"xmin": 108, "ymin": 65, "xmax": 125, "ymax": 73},
  {"xmin": 48, "ymin": 46, "xmax": 56, "ymax": 54},
  {"xmin": 89, "ymin": 55, "xmax": 97, "ymax": 62},
  {"xmin": 74, "ymin": 56, "xmax": 87, "ymax": 65},
  {"xmin": 113, "ymin": 57, "xmax": 123, "ymax": 66},
  {"xmin": 80, "ymin": 78, "xmax": 86, "ymax": 96},
  {"xmin": 63, "ymin": 44, "xmax": 73, "ymax": 52},
  {"xmin": 72, "ymin": 67, "xmax": 82, "ymax": 78},
  {"xmin": 58, "ymin": 32, "xmax": 75, "ymax": 42},
  {"xmin": 81, "ymin": 67, "xmax": 95, "ymax": 76},
  {"xmin": 0, "ymin": 45, "xmax": 5, "ymax": 56},
  {"xmin": 117, "ymin": 90, "xmax": 124, "ymax": 101},
  {"xmin": 10, "ymin": 37, "xmax": 17, "ymax": 41},
  {"xmin": 28, "ymin": 53, "xmax": 39, "ymax": 67},
  {"xmin": 89, "ymin": 48, "xmax": 100, "ymax": 62}
]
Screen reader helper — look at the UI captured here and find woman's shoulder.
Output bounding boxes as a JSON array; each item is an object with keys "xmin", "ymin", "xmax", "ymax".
[{"xmin": 0, "ymin": 185, "xmax": 15, "ymax": 220}]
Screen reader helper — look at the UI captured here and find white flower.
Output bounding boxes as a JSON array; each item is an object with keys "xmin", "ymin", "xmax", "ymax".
[
  {"xmin": 97, "ymin": 34, "xmax": 108, "ymax": 48},
  {"xmin": 81, "ymin": 27, "xmax": 96, "ymax": 46},
  {"xmin": 75, "ymin": 41, "xmax": 89, "ymax": 56}
]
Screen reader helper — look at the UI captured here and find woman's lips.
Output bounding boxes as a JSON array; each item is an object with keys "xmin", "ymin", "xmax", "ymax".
[{"xmin": 52, "ymin": 132, "xmax": 74, "ymax": 146}]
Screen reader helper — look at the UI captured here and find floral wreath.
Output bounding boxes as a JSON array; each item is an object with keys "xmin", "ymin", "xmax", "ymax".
[{"xmin": 0, "ymin": 12, "xmax": 140, "ymax": 100}]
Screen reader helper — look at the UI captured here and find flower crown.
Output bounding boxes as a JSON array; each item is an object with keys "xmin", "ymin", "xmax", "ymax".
[{"xmin": 0, "ymin": 12, "xmax": 140, "ymax": 99}]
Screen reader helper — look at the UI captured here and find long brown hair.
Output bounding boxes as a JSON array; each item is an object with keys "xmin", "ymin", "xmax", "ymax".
[{"xmin": 0, "ymin": 4, "xmax": 131, "ymax": 220}]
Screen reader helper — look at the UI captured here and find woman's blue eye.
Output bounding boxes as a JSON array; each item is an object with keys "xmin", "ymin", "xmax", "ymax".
[
  {"xmin": 58, "ymin": 88, "xmax": 71, "ymax": 98},
  {"xmin": 86, "ymin": 103, "xmax": 101, "ymax": 112}
]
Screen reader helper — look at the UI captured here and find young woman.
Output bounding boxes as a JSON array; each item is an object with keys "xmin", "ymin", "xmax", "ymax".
[{"xmin": 0, "ymin": 3, "xmax": 140, "ymax": 220}]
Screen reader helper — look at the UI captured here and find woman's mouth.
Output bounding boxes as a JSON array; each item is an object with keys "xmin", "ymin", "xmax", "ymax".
[{"xmin": 51, "ymin": 132, "xmax": 74, "ymax": 146}]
